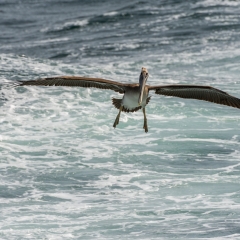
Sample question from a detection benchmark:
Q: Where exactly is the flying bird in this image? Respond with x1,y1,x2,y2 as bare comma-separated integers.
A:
12,67,240,132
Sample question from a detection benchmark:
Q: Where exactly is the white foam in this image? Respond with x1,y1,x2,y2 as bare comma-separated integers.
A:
1,46,240,239
103,11,118,16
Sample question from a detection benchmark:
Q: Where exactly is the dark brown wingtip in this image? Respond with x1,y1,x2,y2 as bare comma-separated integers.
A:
2,81,25,89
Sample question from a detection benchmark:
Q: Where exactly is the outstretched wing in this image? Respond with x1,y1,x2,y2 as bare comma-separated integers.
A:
148,85,240,109
14,76,127,93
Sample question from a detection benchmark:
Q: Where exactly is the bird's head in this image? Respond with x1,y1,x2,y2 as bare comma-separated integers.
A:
138,67,149,105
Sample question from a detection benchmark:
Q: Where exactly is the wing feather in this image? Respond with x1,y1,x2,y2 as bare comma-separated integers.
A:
15,76,126,93
149,85,240,109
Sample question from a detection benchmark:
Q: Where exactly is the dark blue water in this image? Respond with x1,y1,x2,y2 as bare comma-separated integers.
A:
1,1,240,239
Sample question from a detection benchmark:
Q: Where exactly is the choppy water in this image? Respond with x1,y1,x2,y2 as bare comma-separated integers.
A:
1,0,240,239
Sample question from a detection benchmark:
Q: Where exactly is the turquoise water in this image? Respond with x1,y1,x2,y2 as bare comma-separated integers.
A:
1,1,240,239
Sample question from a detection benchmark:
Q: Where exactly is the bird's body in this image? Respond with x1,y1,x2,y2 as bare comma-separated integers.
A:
11,67,240,132
122,85,149,111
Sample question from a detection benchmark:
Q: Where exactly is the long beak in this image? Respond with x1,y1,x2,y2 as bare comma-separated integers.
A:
138,72,148,105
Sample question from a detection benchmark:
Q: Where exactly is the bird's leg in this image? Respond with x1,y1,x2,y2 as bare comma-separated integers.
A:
142,107,148,133
113,106,123,128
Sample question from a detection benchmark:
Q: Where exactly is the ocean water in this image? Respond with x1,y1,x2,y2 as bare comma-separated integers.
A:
1,0,240,239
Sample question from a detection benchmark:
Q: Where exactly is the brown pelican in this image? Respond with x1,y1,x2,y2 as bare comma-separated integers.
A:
12,67,240,132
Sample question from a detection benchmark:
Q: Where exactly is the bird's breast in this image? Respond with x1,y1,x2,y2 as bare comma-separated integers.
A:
122,86,148,111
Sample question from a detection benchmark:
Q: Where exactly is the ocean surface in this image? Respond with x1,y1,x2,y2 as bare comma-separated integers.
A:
1,0,240,239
